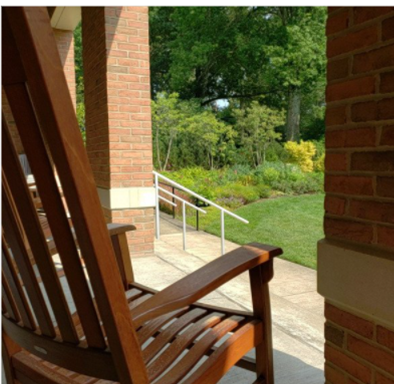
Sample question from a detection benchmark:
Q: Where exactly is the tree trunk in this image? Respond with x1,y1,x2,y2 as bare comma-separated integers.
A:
163,136,174,170
286,88,301,141
156,126,162,170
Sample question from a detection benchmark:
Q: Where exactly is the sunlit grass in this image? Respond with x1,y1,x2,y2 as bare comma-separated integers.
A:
185,194,324,269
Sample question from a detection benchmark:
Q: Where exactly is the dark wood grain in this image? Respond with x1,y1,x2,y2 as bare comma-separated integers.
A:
4,82,106,350
2,123,79,344
2,178,55,337
2,237,35,328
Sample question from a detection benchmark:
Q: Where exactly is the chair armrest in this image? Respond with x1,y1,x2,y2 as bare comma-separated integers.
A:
108,223,136,288
107,223,136,237
132,243,282,326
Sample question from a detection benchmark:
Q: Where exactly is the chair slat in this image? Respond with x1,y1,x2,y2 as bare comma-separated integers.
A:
142,308,208,363
147,312,226,381
155,316,244,384
137,307,189,345
4,83,106,349
2,236,36,329
2,180,55,337
2,274,20,322
2,122,79,344
5,8,147,382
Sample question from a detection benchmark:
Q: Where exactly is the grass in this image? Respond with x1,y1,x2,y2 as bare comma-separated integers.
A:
185,194,324,269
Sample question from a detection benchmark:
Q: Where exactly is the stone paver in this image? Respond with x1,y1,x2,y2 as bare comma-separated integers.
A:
131,214,325,383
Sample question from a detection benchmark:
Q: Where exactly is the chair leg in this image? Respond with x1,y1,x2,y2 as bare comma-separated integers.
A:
249,260,274,384
2,333,21,384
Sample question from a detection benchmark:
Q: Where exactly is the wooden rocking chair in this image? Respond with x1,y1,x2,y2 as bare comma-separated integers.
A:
2,7,282,384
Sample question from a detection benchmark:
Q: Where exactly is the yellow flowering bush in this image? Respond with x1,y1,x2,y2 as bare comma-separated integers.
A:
284,140,316,172
314,154,325,172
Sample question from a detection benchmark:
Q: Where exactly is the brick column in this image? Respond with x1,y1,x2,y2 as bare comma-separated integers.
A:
320,7,394,384
53,28,77,109
82,6,154,256
2,25,76,154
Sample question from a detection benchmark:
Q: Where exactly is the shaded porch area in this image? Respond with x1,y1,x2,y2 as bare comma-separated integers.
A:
132,215,324,383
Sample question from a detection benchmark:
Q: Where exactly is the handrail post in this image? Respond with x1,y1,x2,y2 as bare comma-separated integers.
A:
221,210,225,255
182,201,186,250
155,173,160,239
172,186,176,219
196,198,199,231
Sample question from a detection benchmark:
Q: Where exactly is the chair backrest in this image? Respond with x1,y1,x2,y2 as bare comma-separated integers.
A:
2,7,148,383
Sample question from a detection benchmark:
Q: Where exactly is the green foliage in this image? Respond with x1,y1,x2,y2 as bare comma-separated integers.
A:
76,103,86,143
152,93,236,170
314,154,325,172
149,7,327,140
215,184,260,205
74,22,85,140
233,101,284,167
164,160,323,210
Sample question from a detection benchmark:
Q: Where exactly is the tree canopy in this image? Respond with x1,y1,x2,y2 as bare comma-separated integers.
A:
149,7,327,141
74,7,327,170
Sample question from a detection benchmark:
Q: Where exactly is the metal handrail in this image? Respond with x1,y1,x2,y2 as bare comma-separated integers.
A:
153,171,249,255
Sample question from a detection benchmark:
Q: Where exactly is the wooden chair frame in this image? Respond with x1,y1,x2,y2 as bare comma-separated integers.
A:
2,7,282,384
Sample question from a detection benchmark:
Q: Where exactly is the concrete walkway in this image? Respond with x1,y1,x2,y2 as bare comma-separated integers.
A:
132,214,325,384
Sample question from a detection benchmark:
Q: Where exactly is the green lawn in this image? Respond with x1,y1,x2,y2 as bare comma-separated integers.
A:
190,194,324,269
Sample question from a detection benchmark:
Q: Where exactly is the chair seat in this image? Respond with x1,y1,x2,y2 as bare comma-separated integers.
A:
11,284,263,384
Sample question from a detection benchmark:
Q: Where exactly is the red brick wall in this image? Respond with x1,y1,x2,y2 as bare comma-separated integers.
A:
2,28,76,155
105,6,153,190
82,7,154,256
324,7,394,383
82,7,110,189
325,7,394,251
53,28,77,109
325,303,394,384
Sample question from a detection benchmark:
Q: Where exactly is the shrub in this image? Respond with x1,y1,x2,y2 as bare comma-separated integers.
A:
215,184,260,204
256,184,271,198
284,140,316,172
314,154,325,172
258,167,281,185
215,196,244,209
265,141,287,162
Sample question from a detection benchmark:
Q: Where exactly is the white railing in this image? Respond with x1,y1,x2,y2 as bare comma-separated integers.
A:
153,171,248,255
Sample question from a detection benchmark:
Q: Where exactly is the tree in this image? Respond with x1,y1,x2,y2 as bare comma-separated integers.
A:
246,7,326,141
186,112,236,169
152,92,187,170
234,102,284,167
152,92,236,170
149,7,327,141
149,7,273,104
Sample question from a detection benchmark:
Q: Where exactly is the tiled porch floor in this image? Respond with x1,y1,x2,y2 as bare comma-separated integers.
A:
131,214,325,383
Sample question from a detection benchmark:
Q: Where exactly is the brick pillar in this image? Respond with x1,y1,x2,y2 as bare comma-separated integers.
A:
320,7,394,384
53,28,77,109
2,26,76,154
82,6,154,257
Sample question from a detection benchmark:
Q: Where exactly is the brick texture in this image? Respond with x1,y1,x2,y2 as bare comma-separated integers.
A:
324,8,394,384
53,29,76,109
3,28,77,155
324,7,394,251
82,7,154,256
325,302,394,384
